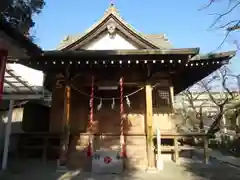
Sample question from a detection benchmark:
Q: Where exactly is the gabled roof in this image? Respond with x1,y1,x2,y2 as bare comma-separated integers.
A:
58,4,172,50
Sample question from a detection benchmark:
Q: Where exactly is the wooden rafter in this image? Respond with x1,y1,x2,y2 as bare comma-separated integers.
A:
5,68,35,92
4,80,20,92
2,64,48,101
4,75,21,78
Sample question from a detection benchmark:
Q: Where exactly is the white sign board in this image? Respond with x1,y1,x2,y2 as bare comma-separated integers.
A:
92,150,123,174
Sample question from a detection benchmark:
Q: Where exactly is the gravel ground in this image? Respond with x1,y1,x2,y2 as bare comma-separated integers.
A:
0,156,240,180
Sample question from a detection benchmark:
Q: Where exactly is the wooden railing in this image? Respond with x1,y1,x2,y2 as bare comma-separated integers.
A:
11,132,209,164
11,132,62,162
154,131,209,164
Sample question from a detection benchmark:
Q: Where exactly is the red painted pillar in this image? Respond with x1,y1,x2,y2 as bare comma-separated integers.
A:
0,50,7,102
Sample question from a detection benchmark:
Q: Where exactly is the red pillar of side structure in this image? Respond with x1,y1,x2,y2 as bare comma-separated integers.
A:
0,50,7,102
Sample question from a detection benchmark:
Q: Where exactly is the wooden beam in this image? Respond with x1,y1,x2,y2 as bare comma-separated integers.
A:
4,80,20,92
61,84,71,136
59,85,71,167
65,85,71,127
80,81,144,87
81,81,168,87
5,76,21,78
145,84,155,169
2,94,44,100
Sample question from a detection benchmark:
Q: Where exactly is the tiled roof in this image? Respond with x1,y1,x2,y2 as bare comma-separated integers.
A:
143,34,172,49
57,4,172,50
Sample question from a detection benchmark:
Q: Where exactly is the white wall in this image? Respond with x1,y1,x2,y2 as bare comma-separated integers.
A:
84,32,137,50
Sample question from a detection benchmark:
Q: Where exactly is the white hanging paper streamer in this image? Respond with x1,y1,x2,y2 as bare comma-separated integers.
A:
97,98,102,111
126,96,131,107
111,98,115,109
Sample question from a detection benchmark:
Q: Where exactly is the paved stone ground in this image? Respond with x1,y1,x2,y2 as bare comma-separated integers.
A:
1,156,240,180
194,147,240,168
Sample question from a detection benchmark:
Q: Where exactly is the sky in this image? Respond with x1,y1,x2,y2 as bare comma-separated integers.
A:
32,0,239,74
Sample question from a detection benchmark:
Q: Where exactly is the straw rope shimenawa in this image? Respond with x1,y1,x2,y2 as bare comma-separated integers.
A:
70,82,158,100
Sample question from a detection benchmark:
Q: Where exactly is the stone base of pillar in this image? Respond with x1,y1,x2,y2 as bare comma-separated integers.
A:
146,167,158,173
56,159,68,172
156,159,164,170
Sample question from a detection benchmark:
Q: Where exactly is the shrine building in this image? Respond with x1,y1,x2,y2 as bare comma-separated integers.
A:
0,4,236,171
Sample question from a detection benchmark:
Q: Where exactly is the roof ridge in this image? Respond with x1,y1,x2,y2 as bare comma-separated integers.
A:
57,5,170,50
57,5,121,50
104,3,119,16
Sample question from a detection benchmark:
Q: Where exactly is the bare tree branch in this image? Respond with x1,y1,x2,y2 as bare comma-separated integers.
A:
227,23,240,31
199,0,217,11
227,0,236,8
179,87,210,132
209,1,240,28
233,39,240,50
221,69,235,98
201,0,240,49
206,68,238,134
215,30,231,51
217,20,240,29
182,67,239,135
198,79,219,105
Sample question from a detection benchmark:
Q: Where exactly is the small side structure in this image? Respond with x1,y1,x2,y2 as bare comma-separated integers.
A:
0,15,49,170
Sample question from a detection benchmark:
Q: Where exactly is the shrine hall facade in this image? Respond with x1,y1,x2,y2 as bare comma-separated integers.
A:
1,5,236,171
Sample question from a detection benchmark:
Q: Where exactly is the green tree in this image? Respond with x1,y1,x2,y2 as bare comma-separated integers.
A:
0,0,45,34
